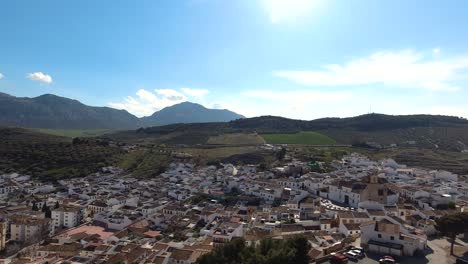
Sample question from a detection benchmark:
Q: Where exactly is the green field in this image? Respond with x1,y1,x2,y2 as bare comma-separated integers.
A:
261,131,337,145
206,133,266,145
35,129,115,138
183,146,258,160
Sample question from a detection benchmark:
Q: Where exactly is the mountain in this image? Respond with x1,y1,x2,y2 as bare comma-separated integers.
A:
0,92,245,129
141,101,245,126
0,93,140,129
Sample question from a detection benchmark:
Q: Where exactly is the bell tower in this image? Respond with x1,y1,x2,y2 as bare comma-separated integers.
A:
0,219,6,252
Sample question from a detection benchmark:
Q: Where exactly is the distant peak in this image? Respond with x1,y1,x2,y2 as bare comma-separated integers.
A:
0,92,12,97
172,101,205,107
36,93,61,98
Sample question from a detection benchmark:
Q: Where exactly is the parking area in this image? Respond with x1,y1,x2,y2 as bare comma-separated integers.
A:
320,238,456,264
320,198,357,212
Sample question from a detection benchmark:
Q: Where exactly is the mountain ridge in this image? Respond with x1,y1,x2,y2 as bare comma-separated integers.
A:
0,92,245,129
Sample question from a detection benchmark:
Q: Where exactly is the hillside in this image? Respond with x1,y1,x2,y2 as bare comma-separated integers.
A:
141,101,244,126
107,114,468,151
0,127,123,180
0,93,140,129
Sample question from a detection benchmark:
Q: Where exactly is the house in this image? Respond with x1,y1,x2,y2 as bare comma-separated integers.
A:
87,200,108,215
168,248,201,264
366,209,386,221
163,204,189,216
396,204,417,222
359,175,398,207
337,211,370,225
0,181,18,195
212,221,243,247
298,196,320,220
360,218,426,256
320,219,332,231
339,222,361,236
416,219,437,236
328,181,365,208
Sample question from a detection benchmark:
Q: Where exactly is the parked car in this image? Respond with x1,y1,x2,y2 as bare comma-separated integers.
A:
350,249,365,258
344,251,359,261
379,257,396,264
351,246,364,252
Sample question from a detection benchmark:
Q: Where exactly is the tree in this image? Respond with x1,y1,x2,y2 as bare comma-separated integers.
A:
285,236,310,264
55,201,60,209
32,202,38,211
435,212,468,255
196,236,310,264
42,203,51,218
276,148,287,161
447,201,456,209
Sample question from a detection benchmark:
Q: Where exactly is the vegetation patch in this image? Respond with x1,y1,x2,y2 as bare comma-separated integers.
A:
119,148,172,178
261,131,337,145
196,236,310,264
207,133,265,145
35,128,115,138
0,128,122,181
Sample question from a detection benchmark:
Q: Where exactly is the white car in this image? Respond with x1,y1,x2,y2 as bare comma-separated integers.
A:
351,246,364,252
344,251,359,261
350,249,364,258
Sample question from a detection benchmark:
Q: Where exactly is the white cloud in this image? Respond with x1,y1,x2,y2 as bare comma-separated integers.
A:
243,90,350,101
262,0,322,23
155,89,187,101
241,90,353,118
0,73,3,80
275,50,468,92
109,88,210,117
433,47,440,54
26,72,53,84
181,88,209,99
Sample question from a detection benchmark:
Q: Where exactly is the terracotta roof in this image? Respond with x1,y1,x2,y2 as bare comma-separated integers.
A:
367,209,385,216
144,230,161,238
153,256,168,264
308,248,322,259
153,242,169,251
170,249,194,261
59,225,114,240
343,223,361,230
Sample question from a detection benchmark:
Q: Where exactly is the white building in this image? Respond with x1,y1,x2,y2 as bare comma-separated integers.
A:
51,205,82,233
360,218,426,256
10,215,51,243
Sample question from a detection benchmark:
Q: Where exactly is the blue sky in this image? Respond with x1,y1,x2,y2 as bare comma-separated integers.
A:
1,0,468,119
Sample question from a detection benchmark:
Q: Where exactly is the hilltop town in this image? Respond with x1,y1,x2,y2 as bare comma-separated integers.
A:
0,149,467,264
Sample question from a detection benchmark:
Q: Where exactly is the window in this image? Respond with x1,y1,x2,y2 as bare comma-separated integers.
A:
378,189,384,196
390,236,394,240
378,234,382,238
